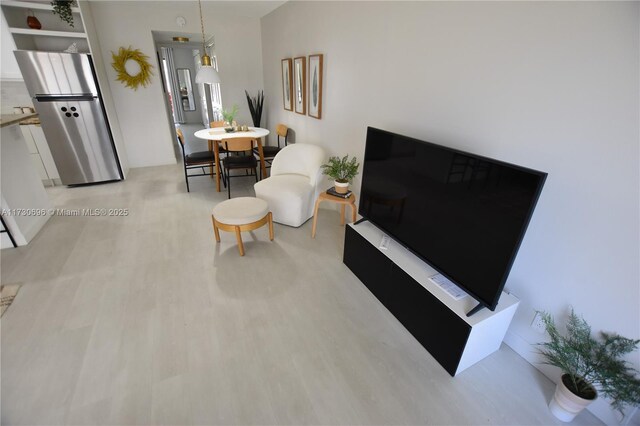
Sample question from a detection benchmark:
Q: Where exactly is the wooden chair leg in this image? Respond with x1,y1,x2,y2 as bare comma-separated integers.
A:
268,212,274,241
212,216,220,242
234,226,244,256
351,203,357,223
311,198,322,238
340,204,346,225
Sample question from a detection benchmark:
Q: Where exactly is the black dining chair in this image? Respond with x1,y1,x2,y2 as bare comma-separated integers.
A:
176,128,225,192
221,137,259,198
254,123,288,175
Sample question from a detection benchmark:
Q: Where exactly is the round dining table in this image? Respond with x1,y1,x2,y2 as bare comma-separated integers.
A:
194,127,270,192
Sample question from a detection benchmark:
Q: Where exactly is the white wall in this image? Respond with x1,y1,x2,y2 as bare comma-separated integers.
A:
88,1,265,168
261,2,639,423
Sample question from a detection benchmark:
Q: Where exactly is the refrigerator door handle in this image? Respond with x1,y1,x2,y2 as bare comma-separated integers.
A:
35,95,96,102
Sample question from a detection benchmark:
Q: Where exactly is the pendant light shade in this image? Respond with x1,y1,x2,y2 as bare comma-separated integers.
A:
195,66,220,84
195,0,220,85
196,55,220,84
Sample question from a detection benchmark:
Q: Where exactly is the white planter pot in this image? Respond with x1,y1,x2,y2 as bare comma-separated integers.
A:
334,180,349,194
549,375,597,422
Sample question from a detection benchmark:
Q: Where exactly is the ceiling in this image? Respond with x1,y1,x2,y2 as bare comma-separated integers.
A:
208,0,287,18
86,0,287,19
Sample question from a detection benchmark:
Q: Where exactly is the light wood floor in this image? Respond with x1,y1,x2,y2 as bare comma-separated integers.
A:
1,165,602,425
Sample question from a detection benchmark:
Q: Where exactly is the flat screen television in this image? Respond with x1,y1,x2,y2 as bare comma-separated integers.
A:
359,127,547,313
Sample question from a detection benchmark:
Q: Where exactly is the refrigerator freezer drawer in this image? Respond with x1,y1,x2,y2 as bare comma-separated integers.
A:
34,98,121,185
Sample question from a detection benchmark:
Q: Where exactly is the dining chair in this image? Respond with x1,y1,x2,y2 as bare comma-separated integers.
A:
221,137,259,199
255,124,288,174
208,121,228,157
176,128,225,192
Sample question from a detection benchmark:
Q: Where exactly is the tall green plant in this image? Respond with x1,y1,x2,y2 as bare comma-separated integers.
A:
537,309,640,414
321,155,360,183
51,0,75,27
245,90,264,127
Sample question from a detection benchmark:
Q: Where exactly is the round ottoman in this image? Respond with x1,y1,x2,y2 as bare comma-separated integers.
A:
211,197,274,256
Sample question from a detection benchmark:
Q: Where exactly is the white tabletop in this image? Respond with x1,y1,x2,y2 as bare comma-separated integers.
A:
194,127,269,141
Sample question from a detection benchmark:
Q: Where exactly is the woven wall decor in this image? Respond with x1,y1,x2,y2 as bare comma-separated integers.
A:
111,46,153,90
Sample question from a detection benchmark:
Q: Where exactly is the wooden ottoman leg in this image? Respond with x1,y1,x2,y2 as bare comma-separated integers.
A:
212,215,220,242
234,226,245,256
268,212,274,241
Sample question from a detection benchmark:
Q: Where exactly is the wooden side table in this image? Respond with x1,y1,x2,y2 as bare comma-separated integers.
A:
311,192,357,238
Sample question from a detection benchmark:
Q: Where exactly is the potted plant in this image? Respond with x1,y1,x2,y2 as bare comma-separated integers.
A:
537,309,640,422
245,90,264,127
221,105,239,131
321,155,360,194
51,0,75,27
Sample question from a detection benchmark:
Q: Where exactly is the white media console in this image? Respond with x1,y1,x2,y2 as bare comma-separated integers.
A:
343,221,520,376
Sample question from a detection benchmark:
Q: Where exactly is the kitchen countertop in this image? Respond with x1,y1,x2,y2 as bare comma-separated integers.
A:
19,117,40,125
0,113,38,129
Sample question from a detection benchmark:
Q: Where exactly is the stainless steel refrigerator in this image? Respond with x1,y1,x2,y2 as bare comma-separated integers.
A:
14,51,123,185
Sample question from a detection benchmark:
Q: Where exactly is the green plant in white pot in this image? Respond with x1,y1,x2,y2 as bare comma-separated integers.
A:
321,155,360,194
537,309,640,422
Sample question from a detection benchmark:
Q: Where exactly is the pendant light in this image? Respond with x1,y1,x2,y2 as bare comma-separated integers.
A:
195,0,221,84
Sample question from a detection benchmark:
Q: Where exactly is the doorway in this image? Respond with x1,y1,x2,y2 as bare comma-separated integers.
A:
153,32,222,125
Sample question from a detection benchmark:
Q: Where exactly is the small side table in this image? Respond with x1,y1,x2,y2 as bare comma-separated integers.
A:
311,192,357,238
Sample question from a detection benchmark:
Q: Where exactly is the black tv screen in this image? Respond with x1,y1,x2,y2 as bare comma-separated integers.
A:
359,127,547,311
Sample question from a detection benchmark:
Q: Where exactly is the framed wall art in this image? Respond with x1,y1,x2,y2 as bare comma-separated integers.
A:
308,54,323,119
281,58,293,111
293,56,306,115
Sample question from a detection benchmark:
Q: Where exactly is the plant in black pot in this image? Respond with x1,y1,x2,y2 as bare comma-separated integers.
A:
537,309,640,422
245,90,264,127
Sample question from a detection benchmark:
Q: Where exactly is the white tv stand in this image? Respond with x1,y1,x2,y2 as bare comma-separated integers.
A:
343,221,519,376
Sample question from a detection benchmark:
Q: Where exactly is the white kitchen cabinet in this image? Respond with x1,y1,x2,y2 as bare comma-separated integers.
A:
29,124,59,181
19,124,37,153
1,1,88,53
29,153,48,180
0,120,52,248
1,10,22,80
19,123,60,185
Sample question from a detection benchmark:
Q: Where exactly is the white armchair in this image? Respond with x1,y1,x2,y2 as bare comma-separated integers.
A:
254,143,326,227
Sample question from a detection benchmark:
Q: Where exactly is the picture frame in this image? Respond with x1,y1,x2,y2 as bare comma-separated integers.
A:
281,58,293,111
293,56,306,115
308,54,323,119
